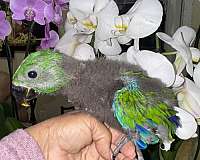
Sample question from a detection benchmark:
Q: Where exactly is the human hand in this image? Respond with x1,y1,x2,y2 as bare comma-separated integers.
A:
26,112,136,160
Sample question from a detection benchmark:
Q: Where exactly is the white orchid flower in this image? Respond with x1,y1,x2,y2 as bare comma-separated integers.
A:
95,0,163,55
95,0,163,42
68,0,120,56
126,46,175,87
176,78,200,123
55,29,95,60
68,0,111,34
156,26,196,77
96,0,163,40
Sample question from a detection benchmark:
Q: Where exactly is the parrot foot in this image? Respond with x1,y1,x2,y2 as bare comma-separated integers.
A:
111,133,144,160
112,135,129,160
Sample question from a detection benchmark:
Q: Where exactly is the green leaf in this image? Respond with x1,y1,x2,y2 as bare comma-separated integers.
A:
4,117,24,133
1,102,14,118
0,123,9,138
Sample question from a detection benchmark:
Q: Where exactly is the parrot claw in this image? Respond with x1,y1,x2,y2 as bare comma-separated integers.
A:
111,132,145,160
112,135,129,160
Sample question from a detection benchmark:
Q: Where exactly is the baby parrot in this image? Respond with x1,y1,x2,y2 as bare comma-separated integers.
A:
12,50,180,160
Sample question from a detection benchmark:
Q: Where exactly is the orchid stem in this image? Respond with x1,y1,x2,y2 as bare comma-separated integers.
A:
162,51,177,56
24,21,37,123
134,38,140,51
3,38,19,119
25,21,35,58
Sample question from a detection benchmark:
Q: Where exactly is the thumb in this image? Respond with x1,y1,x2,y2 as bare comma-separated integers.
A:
89,117,112,160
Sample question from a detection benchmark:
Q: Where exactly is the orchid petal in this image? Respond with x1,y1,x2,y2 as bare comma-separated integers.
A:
174,106,197,140
33,0,47,25
44,3,55,23
172,75,185,88
156,32,173,44
55,28,91,56
0,11,12,40
194,62,200,88
126,46,139,65
191,47,200,63
69,0,108,20
97,38,122,56
156,32,193,77
127,47,175,87
93,0,110,13
69,0,95,19
54,5,63,25
126,0,163,38
173,26,196,46
55,29,80,56
106,52,128,63
48,30,59,47
177,78,200,119
117,35,132,44
65,11,76,30
10,0,26,20
178,48,193,77
40,30,59,49
174,54,186,75
95,0,119,40
73,43,95,61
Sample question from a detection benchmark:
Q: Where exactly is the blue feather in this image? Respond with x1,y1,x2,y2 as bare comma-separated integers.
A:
136,139,147,149
135,124,159,146
168,115,180,127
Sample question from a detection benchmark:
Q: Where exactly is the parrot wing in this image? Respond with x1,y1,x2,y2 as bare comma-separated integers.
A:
112,83,179,149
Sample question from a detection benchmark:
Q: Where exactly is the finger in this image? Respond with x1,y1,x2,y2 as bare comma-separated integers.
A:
120,141,136,159
88,116,112,160
109,127,125,144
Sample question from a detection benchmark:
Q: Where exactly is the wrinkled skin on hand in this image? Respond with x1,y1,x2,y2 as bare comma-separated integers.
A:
26,113,136,160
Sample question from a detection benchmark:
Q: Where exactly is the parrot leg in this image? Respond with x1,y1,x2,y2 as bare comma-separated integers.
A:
112,132,144,160
112,135,129,160
129,132,144,160
130,139,144,160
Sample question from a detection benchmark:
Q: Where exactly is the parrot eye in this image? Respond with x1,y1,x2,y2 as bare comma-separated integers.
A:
28,70,37,79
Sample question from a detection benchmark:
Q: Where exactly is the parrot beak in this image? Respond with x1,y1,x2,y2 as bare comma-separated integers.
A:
12,85,39,108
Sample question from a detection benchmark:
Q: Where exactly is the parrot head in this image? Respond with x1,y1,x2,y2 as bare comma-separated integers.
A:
12,50,69,107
